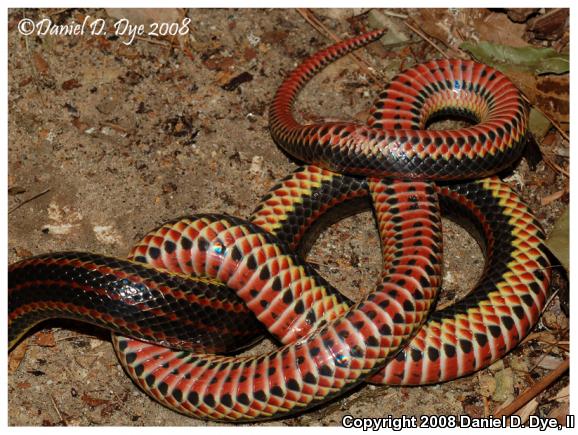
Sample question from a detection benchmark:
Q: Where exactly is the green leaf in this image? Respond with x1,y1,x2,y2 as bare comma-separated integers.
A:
460,41,569,75
546,208,569,271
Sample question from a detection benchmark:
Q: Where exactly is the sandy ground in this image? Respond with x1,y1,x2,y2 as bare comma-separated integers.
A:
8,8,568,426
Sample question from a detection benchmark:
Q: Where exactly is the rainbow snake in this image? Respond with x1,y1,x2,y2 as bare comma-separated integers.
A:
9,29,551,421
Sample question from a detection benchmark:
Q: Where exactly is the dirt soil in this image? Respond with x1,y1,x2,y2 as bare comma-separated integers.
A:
8,8,568,426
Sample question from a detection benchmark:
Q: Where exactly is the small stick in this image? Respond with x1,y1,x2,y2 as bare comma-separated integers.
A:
543,155,570,178
382,10,409,19
541,189,565,206
494,358,569,418
50,394,67,425
8,188,51,214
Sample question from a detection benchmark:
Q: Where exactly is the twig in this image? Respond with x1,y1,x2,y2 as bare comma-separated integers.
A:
100,121,131,134
8,188,51,214
50,394,67,425
494,358,569,417
296,9,384,84
403,21,448,58
382,10,408,19
521,331,569,350
541,189,565,206
544,156,569,177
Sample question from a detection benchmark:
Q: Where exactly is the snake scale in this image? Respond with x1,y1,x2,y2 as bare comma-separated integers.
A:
9,28,551,421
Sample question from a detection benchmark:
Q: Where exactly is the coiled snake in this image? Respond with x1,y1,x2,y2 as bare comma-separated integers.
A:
9,28,551,421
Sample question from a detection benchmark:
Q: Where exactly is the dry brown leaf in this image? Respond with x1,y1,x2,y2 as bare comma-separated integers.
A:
202,55,235,72
486,68,568,132
214,70,236,87
535,75,569,125
553,385,570,402
412,9,527,51
14,247,33,258
81,392,109,408
35,330,56,347
62,78,81,90
548,386,569,427
528,9,569,41
32,52,49,75
8,186,26,195
19,76,33,87
71,117,89,132
548,401,569,426
243,47,257,62
536,355,565,371
261,30,289,45
8,341,28,373
474,11,528,47
541,190,565,206
412,9,456,46
506,8,540,23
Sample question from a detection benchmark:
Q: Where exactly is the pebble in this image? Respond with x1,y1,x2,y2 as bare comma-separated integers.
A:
250,155,264,175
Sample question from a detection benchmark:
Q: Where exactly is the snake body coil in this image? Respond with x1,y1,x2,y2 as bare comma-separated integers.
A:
9,29,550,421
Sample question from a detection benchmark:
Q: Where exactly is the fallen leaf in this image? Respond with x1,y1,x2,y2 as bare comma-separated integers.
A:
261,30,289,45
553,385,570,402
473,11,529,47
541,190,565,206
243,47,257,62
411,9,527,51
460,41,569,75
35,330,56,347
62,79,81,90
412,9,459,47
548,401,569,426
528,108,552,140
81,392,109,408
8,342,28,373
546,208,569,271
19,76,33,87
536,355,564,370
478,373,496,398
528,9,569,41
71,117,89,132
505,8,540,23
8,186,26,195
214,70,236,87
32,52,49,75
14,247,33,258
202,54,235,71
492,367,514,403
535,75,569,125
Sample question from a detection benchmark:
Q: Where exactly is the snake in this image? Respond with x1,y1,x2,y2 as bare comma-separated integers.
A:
8,28,551,421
